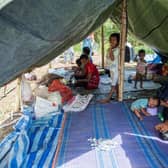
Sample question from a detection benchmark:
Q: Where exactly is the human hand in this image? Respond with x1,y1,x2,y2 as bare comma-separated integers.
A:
160,124,168,132
155,123,168,132
155,123,164,131
141,108,150,116
145,112,151,116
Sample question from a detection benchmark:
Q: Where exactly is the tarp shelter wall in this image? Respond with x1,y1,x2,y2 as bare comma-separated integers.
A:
110,0,168,57
0,0,116,86
0,0,168,86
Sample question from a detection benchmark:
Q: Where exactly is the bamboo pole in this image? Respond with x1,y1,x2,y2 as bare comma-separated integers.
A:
49,62,52,69
52,113,67,168
118,0,127,101
3,84,7,96
101,25,105,68
15,77,21,112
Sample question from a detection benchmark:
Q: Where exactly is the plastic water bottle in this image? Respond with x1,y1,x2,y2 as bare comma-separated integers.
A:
158,112,164,122
72,77,76,85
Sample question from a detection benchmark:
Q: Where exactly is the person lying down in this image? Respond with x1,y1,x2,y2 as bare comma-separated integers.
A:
131,96,159,120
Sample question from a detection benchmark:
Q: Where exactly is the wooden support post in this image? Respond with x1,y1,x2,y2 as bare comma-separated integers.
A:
49,62,52,69
118,0,127,101
52,113,67,167
3,84,7,96
15,77,21,112
101,25,105,68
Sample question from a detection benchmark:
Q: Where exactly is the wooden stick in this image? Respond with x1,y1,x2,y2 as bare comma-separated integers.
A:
118,0,127,101
49,62,52,69
15,77,21,112
52,113,67,168
101,25,105,68
3,84,7,96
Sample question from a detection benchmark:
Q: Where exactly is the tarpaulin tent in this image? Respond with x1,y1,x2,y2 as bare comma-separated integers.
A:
0,0,168,87
110,0,168,57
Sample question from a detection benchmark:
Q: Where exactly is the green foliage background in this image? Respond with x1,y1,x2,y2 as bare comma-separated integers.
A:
74,19,154,56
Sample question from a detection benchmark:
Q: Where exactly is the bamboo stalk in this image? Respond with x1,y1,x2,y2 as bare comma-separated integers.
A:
101,25,105,68
49,62,52,69
118,0,127,101
15,77,21,112
52,113,67,168
3,84,7,96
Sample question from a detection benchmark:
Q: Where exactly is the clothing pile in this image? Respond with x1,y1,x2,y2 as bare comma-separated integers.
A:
48,68,73,82
63,94,93,112
100,76,112,85
34,79,73,118
48,79,73,103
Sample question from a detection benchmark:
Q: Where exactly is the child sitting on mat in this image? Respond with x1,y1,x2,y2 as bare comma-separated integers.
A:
131,96,159,120
72,58,85,78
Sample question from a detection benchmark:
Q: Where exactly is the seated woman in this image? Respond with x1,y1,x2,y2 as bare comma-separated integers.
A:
75,54,99,89
155,100,168,140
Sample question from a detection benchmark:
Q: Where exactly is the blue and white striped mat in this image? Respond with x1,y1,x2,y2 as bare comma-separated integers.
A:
0,106,63,168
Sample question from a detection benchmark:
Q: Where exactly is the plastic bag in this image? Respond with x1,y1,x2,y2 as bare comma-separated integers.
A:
47,92,62,106
21,75,34,104
34,96,60,118
34,86,49,99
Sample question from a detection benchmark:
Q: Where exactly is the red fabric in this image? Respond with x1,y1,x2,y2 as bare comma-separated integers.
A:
85,62,99,89
48,80,73,103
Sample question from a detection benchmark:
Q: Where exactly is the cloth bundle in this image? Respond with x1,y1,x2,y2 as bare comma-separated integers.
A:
48,80,73,103
100,76,112,85
63,94,93,112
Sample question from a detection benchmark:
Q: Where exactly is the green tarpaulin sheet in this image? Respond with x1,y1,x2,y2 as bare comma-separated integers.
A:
0,0,168,86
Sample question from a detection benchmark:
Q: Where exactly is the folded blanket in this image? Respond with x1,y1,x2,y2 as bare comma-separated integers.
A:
63,94,93,112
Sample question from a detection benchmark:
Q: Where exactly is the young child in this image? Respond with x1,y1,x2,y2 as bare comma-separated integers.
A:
131,96,159,120
75,54,99,89
72,58,85,79
134,49,147,89
99,33,120,103
82,46,92,62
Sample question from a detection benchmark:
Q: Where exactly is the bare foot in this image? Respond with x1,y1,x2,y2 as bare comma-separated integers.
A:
98,98,110,104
